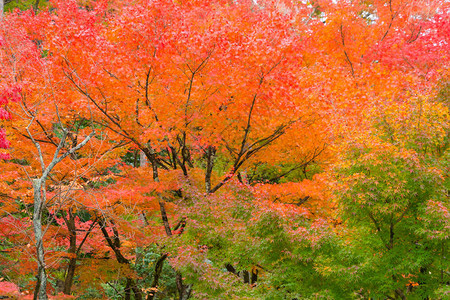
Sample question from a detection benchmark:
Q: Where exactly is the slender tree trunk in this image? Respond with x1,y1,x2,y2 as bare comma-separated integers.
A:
27,116,95,300
176,273,192,300
32,179,48,300
144,145,193,299
63,210,76,294
140,150,148,167
0,0,4,18
33,0,40,12
124,278,132,300
62,211,96,295
146,253,168,300
63,258,76,294
99,220,143,300
251,268,258,285
395,288,406,300
205,146,215,193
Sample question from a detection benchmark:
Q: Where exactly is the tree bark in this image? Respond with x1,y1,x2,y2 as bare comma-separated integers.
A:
33,0,40,12
62,212,95,295
146,253,168,300
32,179,48,300
205,146,216,193
99,220,143,300
62,210,76,295
63,257,77,295
25,88,95,300
140,150,148,167
176,273,192,300
124,278,132,300
143,143,193,299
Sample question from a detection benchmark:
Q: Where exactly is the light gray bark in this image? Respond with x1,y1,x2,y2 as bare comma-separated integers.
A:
140,150,148,167
32,178,48,300
28,122,95,299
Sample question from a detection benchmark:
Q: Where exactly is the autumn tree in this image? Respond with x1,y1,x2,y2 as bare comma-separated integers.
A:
0,0,448,299
0,9,120,298
15,0,328,297
331,10,449,294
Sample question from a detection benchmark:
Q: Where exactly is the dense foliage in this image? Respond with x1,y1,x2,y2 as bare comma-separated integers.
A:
0,0,448,299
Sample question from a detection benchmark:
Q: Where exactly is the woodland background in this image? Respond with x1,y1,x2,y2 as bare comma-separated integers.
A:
0,0,448,299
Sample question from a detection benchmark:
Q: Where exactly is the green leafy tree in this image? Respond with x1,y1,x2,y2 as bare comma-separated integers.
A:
334,93,449,299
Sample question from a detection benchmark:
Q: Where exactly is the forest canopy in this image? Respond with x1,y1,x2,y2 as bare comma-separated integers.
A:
0,0,448,299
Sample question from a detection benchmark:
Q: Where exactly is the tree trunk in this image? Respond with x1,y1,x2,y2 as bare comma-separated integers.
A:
124,278,132,300
99,220,143,300
63,258,76,295
205,146,216,193
146,253,168,300
62,211,96,295
27,117,94,300
63,210,77,295
32,179,48,300
176,273,192,300
33,0,40,12
144,144,192,299
140,150,148,167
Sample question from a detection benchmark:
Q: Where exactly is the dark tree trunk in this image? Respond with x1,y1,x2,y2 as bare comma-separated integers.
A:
63,209,76,294
176,273,192,300
33,0,40,12
205,146,216,193
99,220,143,300
124,278,132,300
146,253,168,300
63,258,77,294
251,268,258,285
